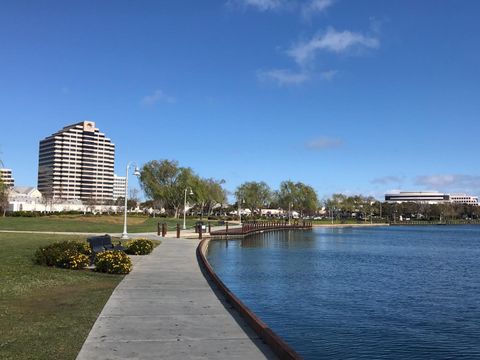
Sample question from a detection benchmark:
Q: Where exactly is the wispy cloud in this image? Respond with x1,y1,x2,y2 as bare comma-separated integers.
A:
305,136,343,150
301,0,334,20
258,68,310,85
228,0,286,11
288,27,380,66
141,89,176,106
414,174,480,192
371,176,405,185
320,69,338,80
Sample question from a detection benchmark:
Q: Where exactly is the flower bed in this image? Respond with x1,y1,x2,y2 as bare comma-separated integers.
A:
94,250,132,274
34,240,91,269
125,238,154,255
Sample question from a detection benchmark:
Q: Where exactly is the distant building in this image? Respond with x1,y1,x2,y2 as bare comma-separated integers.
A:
385,192,450,204
37,121,115,203
7,186,123,213
0,168,14,188
450,194,479,206
385,191,478,205
113,174,127,201
8,186,43,212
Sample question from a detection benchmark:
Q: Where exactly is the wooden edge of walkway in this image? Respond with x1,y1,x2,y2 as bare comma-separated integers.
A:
196,238,303,360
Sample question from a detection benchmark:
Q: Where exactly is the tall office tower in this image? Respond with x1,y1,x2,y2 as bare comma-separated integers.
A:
0,168,15,187
113,174,127,201
37,121,115,203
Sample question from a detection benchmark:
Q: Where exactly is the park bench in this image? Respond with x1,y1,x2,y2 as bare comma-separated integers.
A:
87,234,125,263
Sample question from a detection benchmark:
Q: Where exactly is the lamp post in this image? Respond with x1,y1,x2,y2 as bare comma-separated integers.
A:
183,187,193,230
121,162,141,239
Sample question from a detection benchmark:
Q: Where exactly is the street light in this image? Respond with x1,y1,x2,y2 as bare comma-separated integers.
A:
121,161,141,239
183,187,194,230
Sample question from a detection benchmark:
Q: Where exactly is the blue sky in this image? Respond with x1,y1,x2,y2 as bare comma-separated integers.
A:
1,0,479,200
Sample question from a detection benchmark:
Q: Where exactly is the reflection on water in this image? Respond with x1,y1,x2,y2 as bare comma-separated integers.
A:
239,230,317,249
207,226,480,360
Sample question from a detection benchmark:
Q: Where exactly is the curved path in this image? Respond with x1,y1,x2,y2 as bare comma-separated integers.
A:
76,237,276,360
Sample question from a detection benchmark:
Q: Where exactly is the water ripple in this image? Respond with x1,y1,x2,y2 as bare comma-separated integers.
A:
207,226,480,359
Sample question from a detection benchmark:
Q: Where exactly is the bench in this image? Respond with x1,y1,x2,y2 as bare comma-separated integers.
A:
87,234,125,263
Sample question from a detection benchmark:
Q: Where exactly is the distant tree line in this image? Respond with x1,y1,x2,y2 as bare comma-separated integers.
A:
138,159,320,219
139,160,228,218
322,193,480,222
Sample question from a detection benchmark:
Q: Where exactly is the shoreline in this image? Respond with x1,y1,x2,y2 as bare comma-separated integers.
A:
312,223,389,228
198,238,302,360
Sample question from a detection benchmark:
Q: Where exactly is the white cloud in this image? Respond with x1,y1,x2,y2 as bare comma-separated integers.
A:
141,90,176,106
320,69,338,80
414,174,480,193
371,176,404,185
305,136,343,150
258,68,310,85
301,0,334,19
228,0,285,11
288,27,380,65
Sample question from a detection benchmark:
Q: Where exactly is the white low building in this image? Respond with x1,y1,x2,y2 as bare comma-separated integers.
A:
7,186,123,213
8,187,43,212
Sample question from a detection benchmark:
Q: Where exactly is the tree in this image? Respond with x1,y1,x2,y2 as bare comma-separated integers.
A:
324,193,347,221
192,177,227,219
129,188,140,209
277,181,319,217
235,181,272,218
296,183,319,216
0,176,8,217
204,179,227,216
277,181,296,211
139,160,197,218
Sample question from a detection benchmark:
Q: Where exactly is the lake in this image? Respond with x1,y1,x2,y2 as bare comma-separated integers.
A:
206,226,480,359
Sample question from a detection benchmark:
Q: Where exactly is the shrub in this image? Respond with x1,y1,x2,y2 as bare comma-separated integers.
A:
34,240,91,269
94,250,132,274
125,238,154,255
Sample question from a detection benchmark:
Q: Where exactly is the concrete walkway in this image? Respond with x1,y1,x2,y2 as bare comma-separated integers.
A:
76,237,276,360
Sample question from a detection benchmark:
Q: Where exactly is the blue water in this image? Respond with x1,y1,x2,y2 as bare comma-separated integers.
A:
206,226,480,359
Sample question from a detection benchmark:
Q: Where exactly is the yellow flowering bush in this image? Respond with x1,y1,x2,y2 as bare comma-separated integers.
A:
58,250,90,269
94,250,132,274
34,240,90,270
125,238,154,255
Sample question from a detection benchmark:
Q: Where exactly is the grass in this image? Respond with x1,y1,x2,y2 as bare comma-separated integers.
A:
0,215,202,233
0,233,123,360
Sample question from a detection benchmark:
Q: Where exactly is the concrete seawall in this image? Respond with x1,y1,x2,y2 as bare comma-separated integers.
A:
198,238,302,360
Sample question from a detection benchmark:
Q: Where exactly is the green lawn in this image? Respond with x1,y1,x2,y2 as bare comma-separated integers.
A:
0,215,201,233
0,233,123,360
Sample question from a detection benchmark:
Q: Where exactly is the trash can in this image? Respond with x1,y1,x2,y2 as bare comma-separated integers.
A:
195,221,206,233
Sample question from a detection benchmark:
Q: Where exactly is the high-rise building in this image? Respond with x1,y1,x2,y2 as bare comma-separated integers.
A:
0,168,14,188
37,121,115,202
113,174,127,201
